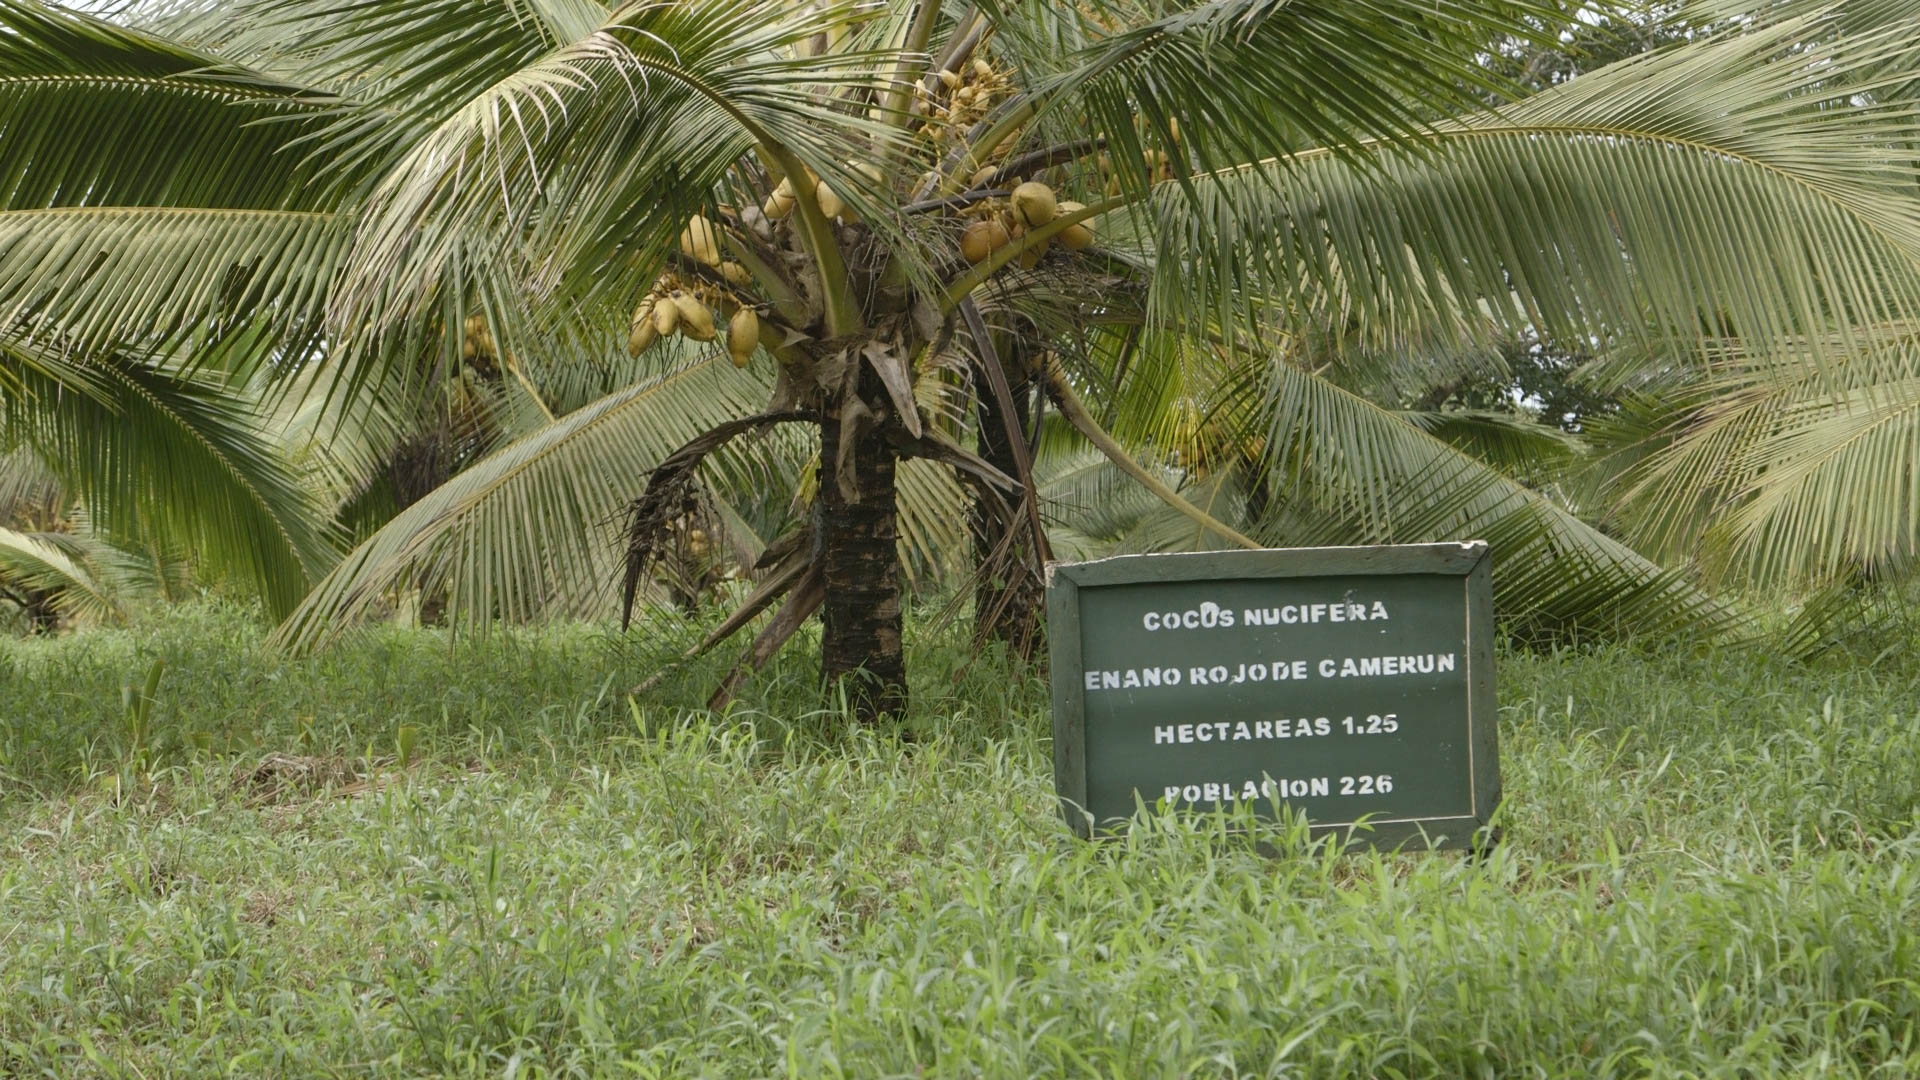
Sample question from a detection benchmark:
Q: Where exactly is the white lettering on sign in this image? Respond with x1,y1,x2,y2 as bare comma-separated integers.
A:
1240,601,1389,626
1151,717,1331,744
1141,601,1236,632
1337,653,1454,678
1082,654,1454,693
1161,776,1334,803
1084,667,1182,691
1144,599,1391,631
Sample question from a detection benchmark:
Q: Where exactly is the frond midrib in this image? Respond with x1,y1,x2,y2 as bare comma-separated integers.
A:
0,72,333,105
0,207,341,221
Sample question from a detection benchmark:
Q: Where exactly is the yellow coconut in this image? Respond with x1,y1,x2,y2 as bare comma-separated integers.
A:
1056,200,1095,251
762,178,797,221
960,218,1011,264
814,179,846,221
719,261,753,288
972,58,992,81
679,216,722,266
627,319,659,357
672,292,716,341
726,308,760,368
1010,181,1057,229
652,297,680,336
936,69,960,90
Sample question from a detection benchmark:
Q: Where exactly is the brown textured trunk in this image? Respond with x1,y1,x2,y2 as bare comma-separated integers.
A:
971,371,1042,660
817,375,908,721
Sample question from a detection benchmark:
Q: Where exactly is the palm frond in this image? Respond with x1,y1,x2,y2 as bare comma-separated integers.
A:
1607,343,1920,588
0,208,346,359
219,0,611,97
0,444,62,520
1400,408,1585,479
1036,443,1230,559
893,454,972,587
1146,17,1920,367
326,0,901,360
274,354,771,651
0,0,341,212
1036,0,1540,194
1772,571,1915,662
0,526,133,626
1240,359,1738,641
1,339,336,615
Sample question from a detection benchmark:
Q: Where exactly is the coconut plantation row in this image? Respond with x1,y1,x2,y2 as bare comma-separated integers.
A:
5,0,1920,1075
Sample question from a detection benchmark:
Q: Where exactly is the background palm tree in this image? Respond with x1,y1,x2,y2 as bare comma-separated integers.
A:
4,0,1918,716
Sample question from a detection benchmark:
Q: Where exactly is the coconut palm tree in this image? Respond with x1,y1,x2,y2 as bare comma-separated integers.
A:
5,0,1918,716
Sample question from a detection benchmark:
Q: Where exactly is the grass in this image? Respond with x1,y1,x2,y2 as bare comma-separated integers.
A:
3,602,1920,1076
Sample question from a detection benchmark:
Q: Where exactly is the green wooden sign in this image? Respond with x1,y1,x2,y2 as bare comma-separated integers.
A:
1046,542,1499,849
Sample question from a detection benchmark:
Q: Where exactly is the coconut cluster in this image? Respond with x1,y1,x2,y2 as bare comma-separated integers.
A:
678,215,756,289
616,49,1128,357
957,179,1095,269
460,313,495,360
629,273,763,369
760,162,882,227
625,214,773,368
911,57,1011,145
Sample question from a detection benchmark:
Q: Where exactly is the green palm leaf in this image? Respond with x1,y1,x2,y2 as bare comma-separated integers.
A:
1034,0,1539,187
0,525,134,626
1600,330,1920,588
274,354,771,651
1238,359,1738,640
0,207,346,358
0,2,349,360
1401,408,1584,480
1,339,335,616
1145,17,1920,366
328,0,899,357
0,0,341,212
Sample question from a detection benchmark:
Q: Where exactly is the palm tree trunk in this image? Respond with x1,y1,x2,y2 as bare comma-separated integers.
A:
817,375,908,721
971,372,1042,659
